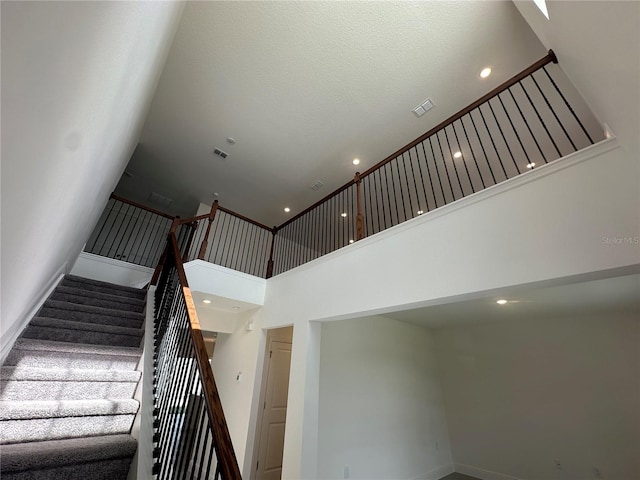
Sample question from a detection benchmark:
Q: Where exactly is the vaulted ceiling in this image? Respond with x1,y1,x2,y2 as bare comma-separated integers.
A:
116,1,547,226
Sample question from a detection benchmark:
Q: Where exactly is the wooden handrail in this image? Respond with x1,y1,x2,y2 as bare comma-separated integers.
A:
277,50,557,229
179,206,273,232
110,193,174,219
218,205,273,232
359,49,557,179
168,233,242,480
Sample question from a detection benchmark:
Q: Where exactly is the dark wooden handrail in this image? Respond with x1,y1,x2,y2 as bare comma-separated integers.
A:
278,50,557,229
179,206,273,232
168,232,242,480
110,193,174,219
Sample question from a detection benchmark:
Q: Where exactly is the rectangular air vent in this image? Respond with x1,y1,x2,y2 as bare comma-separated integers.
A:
149,192,173,207
413,98,434,118
310,180,325,191
213,148,229,159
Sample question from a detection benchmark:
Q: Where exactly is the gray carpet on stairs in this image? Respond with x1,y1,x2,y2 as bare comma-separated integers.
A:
0,274,146,479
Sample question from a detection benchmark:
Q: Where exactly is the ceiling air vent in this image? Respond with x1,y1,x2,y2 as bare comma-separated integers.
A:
149,192,173,207
413,98,434,118
213,148,229,159
310,180,325,191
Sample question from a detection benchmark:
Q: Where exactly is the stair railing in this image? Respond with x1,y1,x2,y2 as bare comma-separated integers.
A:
84,193,176,268
143,52,603,281
151,231,242,480
269,49,602,275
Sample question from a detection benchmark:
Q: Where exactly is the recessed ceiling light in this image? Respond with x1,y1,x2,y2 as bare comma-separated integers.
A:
527,163,536,169
480,67,492,78
349,239,354,244
284,207,290,213
352,158,360,166
417,210,424,215
496,299,508,305
202,299,212,304
341,212,347,218
453,151,462,159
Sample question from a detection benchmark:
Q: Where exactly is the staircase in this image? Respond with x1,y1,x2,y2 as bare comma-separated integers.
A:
0,275,145,479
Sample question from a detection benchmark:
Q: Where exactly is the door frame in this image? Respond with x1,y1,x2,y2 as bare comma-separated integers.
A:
251,326,293,480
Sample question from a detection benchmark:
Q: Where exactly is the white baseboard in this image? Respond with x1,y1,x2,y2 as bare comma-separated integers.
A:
0,263,66,363
455,463,526,480
413,463,455,480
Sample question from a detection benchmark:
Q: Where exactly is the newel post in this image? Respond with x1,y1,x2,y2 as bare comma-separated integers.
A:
354,172,365,241
266,228,277,279
151,217,181,286
182,221,198,263
198,200,218,260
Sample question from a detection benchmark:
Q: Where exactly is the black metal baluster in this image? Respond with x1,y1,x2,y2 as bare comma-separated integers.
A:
468,110,498,184
508,88,547,164
450,123,475,193
477,104,509,180
487,99,521,176
459,116,486,189
420,141,437,210
519,79,561,159
435,131,457,202
103,201,126,258
195,427,212,479
442,127,465,197
401,152,415,217
530,72,577,151
87,198,114,252
543,66,594,144
497,93,531,171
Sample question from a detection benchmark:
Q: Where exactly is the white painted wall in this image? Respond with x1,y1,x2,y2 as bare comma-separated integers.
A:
317,316,453,480
262,140,639,330
210,309,267,477
260,139,639,479
514,0,640,161
0,1,184,352
184,260,266,306
433,311,640,480
71,252,154,288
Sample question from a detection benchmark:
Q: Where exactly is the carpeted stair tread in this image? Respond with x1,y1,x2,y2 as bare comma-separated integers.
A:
0,434,137,474
1,366,140,382
41,299,144,328
0,399,139,444
3,339,141,370
0,366,140,401
53,284,145,310
28,317,142,337
62,275,146,300
8,338,142,357
0,399,140,420
21,326,142,348
1,274,143,476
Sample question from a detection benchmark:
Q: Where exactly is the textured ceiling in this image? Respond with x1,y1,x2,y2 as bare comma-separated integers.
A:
117,1,547,225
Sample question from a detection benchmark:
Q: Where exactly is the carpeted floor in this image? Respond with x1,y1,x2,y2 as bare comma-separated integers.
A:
0,275,145,479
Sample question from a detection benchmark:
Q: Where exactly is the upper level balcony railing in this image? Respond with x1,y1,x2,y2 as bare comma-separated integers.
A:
86,50,604,280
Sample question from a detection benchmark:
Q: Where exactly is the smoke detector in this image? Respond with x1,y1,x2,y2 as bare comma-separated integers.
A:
213,148,229,159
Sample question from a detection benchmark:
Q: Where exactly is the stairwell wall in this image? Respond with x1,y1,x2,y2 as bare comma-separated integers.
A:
0,1,184,356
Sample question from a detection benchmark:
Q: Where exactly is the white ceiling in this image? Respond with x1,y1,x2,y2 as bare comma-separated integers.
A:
117,0,548,224
383,273,640,330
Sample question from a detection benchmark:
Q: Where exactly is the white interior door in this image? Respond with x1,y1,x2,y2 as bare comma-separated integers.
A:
256,339,292,480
